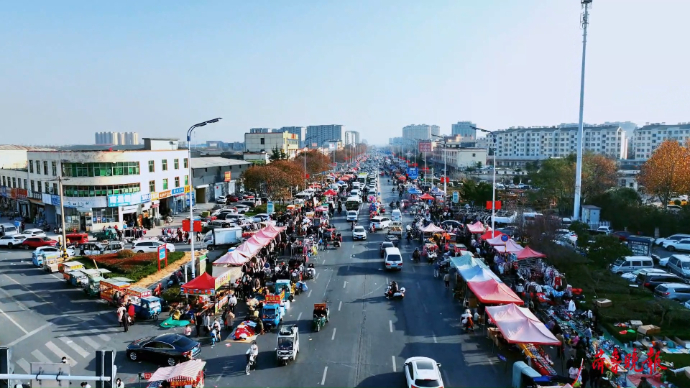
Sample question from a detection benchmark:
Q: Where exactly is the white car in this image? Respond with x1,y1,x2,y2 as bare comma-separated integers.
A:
665,238,690,252
22,228,47,238
216,196,227,204
132,240,176,253
0,234,27,249
353,226,367,241
661,234,690,249
555,229,578,244
371,216,391,230
346,210,358,222
33,246,76,259
621,268,667,282
253,213,270,222
404,357,444,388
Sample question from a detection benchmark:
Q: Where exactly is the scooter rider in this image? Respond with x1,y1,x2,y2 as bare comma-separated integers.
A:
351,221,357,231
387,281,399,298
246,341,259,374
412,248,421,262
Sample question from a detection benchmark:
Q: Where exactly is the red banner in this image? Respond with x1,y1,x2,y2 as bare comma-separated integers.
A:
182,219,202,232
486,201,502,210
265,294,281,304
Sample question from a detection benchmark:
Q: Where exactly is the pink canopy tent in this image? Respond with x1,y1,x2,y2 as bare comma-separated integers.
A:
213,250,249,266
485,304,560,345
467,221,487,234
516,247,547,260
480,230,503,240
263,224,285,235
493,240,523,253
234,240,261,258
486,235,509,246
255,229,278,240
247,234,271,247
467,279,524,305
420,224,444,233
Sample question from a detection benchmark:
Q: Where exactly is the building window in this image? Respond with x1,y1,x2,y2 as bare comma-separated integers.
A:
1,177,5,186
148,160,155,173
184,158,188,168
149,180,155,193
53,183,58,194
24,179,27,190
162,159,168,171
260,138,265,145
43,161,48,175
37,181,42,193
52,162,57,176
174,159,179,169
29,160,34,173
36,161,41,174
63,183,141,197
12,178,16,188
31,180,34,192
62,162,141,177
92,207,119,224
185,175,189,186
162,179,169,190
175,177,180,188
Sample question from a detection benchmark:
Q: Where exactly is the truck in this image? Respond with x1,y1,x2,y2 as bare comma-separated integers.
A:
387,221,404,239
204,227,243,250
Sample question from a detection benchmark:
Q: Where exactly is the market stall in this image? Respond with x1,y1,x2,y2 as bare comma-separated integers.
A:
147,359,206,388
467,221,487,234
494,240,524,254
516,247,547,260
181,272,232,315
213,250,250,266
466,279,524,305
480,230,504,240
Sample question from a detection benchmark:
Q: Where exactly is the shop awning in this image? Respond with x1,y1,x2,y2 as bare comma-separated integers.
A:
458,266,502,283
181,273,217,295
480,230,503,240
485,304,560,345
516,247,547,260
420,224,444,233
467,279,524,305
213,250,249,266
493,240,523,253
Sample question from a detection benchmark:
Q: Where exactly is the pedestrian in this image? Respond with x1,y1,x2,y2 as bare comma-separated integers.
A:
203,312,211,334
443,273,450,289
116,305,125,327
115,378,125,388
122,310,129,332
195,311,203,337
581,366,590,388
61,357,68,364
81,382,92,388
184,324,192,337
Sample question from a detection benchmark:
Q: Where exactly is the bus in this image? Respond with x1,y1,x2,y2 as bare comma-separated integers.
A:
357,173,368,185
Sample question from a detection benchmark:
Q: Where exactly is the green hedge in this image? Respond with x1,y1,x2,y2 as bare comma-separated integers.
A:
75,251,186,282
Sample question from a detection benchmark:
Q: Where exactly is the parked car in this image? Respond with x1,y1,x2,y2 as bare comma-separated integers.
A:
665,238,690,252
555,229,578,244
0,234,27,248
216,196,227,204
253,213,270,222
228,203,249,213
22,228,47,238
33,246,76,259
654,283,690,302
132,240,176,254
225,195,240,202
404,357,444,388
21,237,57,250
596,226,612,235
126,334,200,366
621,268,667,282
352,226,367,241
612,231,631,241
656,234,690,247
635,272,686,291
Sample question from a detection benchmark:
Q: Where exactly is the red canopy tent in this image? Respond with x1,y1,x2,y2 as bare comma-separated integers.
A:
181,273,217,295
516,247,547,260
480,230,503,240
467,279,524,305
419,193,434,200
485,304,560,345
323,189,337,196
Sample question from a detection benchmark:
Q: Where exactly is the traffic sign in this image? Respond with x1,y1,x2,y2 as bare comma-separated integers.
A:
267,201,275,214
501,234,510,242
452,191,459,203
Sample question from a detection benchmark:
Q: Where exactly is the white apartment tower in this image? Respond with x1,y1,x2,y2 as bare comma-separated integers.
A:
95,132,140,145
632,123,690,160
344,131,360,146
402,124,440,141
451,121,477,139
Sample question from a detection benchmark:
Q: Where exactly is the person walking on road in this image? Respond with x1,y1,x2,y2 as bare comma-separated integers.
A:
117,305,126,327
195,311,203,337
122,308,129,332
443,273,450,289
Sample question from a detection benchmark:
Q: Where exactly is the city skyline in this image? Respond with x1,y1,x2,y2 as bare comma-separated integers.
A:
2,1,689,146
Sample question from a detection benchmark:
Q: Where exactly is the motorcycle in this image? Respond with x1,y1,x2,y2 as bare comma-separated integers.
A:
384,285,406,299
304,264,316,280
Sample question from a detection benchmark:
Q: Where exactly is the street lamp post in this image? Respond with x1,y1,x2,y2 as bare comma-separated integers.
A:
574,0,593,221
187,118,221,280
58,176,68,259
471,126,497,232
431,135,448,194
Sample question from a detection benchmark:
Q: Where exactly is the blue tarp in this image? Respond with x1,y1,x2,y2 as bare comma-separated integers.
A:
408,188,422,194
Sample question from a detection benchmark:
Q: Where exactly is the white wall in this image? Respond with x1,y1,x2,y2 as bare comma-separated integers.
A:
0,150,28,169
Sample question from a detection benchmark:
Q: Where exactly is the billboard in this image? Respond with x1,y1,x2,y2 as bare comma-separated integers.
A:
419,142,433,153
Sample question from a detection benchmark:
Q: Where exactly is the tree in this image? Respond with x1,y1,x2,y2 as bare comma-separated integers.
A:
587,235,632,268
294,150,331,178
569,221,592,248
458,180,493,206
242,160,304,200
269,146,288,162
638,140,690,206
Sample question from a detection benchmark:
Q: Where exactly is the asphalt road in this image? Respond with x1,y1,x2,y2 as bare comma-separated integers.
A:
0,177,510,387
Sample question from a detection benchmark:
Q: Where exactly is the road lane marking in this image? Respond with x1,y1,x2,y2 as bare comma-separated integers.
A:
87,328,110,342
331,328,337,340
297,312,302,322
316,273,320,280
6,322,52,346
423,304,428,313
389,320,393,333
343,281,347,288
31,350,51,363
0,287,28,311
323,259,326,265
338,301,342,311
416,281,421,289
308,290,313,298
433,333,438,343
321,366,328,385
79,335,101,350
45,342,77,366
0,307,28,334
411,264,416,273
16,358,30,373
392,356,397,371
58,336,89,358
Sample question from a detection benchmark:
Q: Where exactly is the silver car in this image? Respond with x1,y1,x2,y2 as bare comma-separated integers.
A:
655,283,690,302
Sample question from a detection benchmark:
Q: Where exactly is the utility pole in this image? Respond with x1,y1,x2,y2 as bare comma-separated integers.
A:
573,0,592,221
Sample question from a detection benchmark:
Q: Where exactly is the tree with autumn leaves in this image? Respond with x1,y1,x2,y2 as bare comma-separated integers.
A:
293,150,332,178
638,140,690,206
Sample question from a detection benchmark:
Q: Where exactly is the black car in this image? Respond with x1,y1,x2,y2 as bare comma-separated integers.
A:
635,273,685,291
127,334,200,366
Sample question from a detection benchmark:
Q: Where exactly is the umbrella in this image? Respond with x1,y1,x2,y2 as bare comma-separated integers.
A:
323,189,337,196
419,193,434,200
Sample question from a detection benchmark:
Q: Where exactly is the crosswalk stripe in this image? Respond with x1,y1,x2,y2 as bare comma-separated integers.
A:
79,335,101,350
87,328,111,342
16,358,30,373
31,349,52,363
45,341,77,366
58,336,90,358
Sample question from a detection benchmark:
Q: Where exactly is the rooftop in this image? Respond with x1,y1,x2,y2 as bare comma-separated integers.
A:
190,157,250,168
0,145,55,151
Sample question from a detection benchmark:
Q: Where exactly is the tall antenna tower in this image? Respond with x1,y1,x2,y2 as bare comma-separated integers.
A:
573,0,592,221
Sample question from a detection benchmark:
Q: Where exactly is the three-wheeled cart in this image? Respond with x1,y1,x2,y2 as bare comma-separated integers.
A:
146,359,206,388
59,261,84,274
312,303,329,332
100,279,131,306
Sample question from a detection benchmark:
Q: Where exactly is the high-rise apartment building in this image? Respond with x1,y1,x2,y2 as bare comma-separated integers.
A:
632,123,690,160
490,125,627,160
95,132,140,145
402,124,440,141
249,128,271,134
305,125,344,148
344,131,360,146
451,121,477,139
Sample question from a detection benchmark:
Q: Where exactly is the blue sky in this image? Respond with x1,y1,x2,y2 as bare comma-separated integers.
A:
2,1,688,145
